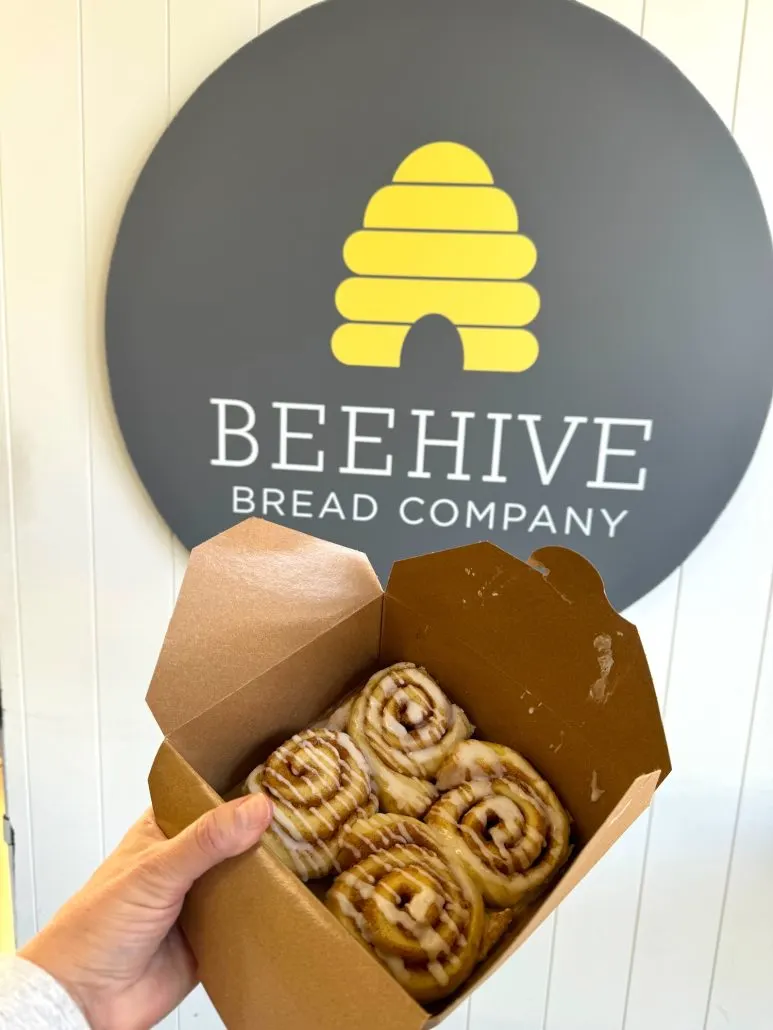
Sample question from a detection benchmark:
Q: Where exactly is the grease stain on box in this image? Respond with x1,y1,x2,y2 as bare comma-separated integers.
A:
588,633,615,704
548,730,566,755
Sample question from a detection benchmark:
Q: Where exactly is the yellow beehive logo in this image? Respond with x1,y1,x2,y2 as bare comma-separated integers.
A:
331,141,540,373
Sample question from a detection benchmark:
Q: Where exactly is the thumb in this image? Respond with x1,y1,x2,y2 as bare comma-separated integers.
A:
151,793,273,895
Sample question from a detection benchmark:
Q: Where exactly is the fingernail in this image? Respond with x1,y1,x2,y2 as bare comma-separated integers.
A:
233,792,273,832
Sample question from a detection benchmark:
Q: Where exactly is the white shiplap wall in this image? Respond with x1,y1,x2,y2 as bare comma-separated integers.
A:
1,2,771,1028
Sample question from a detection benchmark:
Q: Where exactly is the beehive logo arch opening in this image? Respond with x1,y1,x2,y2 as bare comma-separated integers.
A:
332,142,540,373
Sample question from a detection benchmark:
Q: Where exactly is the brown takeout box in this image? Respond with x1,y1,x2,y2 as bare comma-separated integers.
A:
147,518,670,1030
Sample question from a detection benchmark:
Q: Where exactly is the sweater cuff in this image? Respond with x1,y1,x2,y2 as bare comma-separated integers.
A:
0,954,90,1029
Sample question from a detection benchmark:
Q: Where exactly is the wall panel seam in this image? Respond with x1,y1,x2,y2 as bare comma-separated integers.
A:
697,5,759,1024
0,133,39,935
541,914,560,1029
701,568,773,1029
163,7,181,1023
76,0,107,864
730,0,751,127
166,0,172,122
621,2,756,1021
620,564,684,1028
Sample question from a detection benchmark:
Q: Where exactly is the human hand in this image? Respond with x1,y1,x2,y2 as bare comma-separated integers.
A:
20,794,273,1030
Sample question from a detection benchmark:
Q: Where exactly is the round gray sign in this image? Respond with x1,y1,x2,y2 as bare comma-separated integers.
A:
107,0,773,608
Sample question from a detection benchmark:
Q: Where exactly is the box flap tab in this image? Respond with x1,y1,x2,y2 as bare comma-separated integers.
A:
147,519,382,736
386,542,670,787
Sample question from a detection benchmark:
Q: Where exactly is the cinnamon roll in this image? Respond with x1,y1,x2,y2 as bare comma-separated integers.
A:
478,908,515,962
244,729,377,880
347,663,473,818
327,813,484,1003
426,740,571,909
311,693,356,733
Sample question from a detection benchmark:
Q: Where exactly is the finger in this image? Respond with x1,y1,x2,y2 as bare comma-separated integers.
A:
149,794,273,895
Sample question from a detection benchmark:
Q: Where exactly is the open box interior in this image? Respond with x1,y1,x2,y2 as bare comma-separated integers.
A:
147,519,670,1029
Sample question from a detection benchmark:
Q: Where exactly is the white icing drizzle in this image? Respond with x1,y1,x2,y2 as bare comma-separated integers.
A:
490,824,514,864
371,892,448,959
248,729,373,879
428,961,450,987
331,825,474,988
428,741,571,910
382,954,408,979
436,739,506,789
405,699,427,726
407,885,436,923
383,712,409,740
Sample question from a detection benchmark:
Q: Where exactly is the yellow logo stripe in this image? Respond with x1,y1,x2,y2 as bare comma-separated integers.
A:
343,229,537,280
335,276,541,327
331,323,407,366
364,184,519,232
331,322,539,372
458,327,539,371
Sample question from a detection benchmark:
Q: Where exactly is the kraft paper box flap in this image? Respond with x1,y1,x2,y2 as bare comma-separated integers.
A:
147,519,669,1028
385,540,671,796
170,597,383,790
147,518,382,735
150,741,426,1030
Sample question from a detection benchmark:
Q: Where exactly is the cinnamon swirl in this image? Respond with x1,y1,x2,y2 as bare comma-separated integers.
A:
327,813,484,1003
244,729,377,880
427,740,571,909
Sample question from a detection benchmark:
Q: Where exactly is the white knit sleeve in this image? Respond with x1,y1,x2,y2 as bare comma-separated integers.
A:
0,955,90,1029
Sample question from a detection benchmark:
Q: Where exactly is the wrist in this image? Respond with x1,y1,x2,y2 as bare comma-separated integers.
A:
20,936,94,1028
11,948,93,1029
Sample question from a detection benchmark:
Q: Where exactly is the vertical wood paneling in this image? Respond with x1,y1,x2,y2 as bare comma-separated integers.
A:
0,0,101,929
80,0,173,858
441,1004,471,1030
641,0,747,125
0,2,772,1029
0,125,36,948
622,3,773,1023
704,3,773,1026
79,3,177,1024
705,598,773,1030
470,917,555,1030
167,10,259,1025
